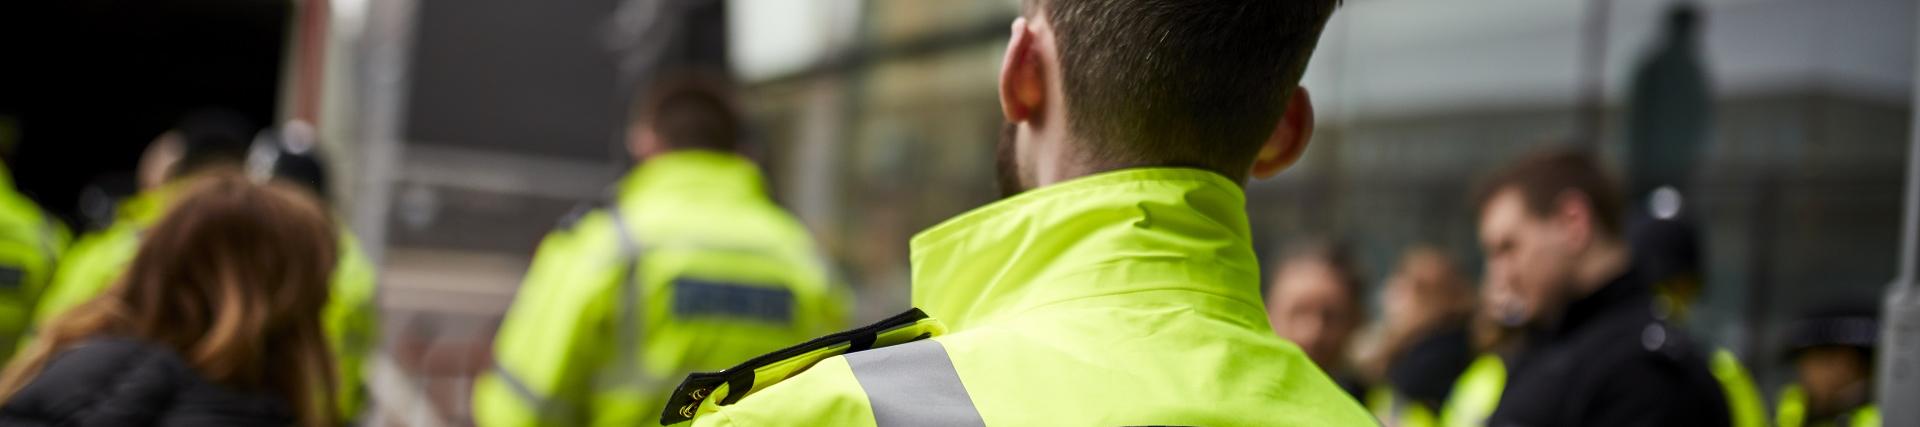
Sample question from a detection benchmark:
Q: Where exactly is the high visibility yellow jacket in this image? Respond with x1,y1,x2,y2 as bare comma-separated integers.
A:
1441,354,1506,427
1776,383,1881,427
26,184,381,419
1439,349,1766,427
0,163,68,362
1712,348,1769,427
665,168,1376,426
472,150,848,427
1369,385,1438,427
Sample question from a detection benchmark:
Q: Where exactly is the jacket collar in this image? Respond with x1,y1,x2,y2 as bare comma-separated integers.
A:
908,167,1267,331
619,150,767,205
1549,266,1650,339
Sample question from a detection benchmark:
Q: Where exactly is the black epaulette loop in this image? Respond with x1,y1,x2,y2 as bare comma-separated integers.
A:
659,308,942,425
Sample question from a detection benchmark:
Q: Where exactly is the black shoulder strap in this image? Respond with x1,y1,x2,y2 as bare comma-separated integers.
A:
659,308,943,425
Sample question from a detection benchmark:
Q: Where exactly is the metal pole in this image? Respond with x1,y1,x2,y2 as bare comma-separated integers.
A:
1876,2,1920,419
1575,0,1613,147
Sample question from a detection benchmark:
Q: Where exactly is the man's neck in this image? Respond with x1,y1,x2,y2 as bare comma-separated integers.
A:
1533,241,1632,335
1032,154,1246,189
1571,240,1631,298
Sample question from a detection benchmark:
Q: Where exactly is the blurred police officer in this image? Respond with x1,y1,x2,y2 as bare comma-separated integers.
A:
250,120,382,420
472,72,848,427
660,0,1371,425
1776,308,1881,427
1476,149,1728,426
1628,206,1768,427
0,118,67,363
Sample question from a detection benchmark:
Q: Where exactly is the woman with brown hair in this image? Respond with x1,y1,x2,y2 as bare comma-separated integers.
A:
0,171,339,426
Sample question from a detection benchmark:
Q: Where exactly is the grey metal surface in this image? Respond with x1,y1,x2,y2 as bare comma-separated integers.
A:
1876,2,1920,421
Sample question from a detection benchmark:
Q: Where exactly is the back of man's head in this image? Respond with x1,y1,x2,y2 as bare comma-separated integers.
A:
629,75,740,155
1474,148,1625,240
1027,0,1339,179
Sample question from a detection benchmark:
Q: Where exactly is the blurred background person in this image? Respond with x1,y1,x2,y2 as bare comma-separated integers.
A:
0,125,68,364
0,172,341,427
472,71,847,427
24,111,382,422
1363,246,1475,427
1475,148,1728,426
249,120,383,421
1267,242,1370,401
1629,213,1768,427
28,109,257,326
1775,307,1881,427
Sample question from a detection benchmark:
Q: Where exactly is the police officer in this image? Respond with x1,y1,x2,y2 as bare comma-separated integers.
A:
1775,309,1881,427
250,120,382,420
1476,149,1729,426
0,119,67,363
471,73,849,427
659,0,1373,425
1627,201,1768,427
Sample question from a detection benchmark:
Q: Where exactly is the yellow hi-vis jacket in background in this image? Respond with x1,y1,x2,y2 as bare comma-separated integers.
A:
26,184,381,418
663,168,1376,426
1776,383,1881,427
473,150,848,427
0,162,68,362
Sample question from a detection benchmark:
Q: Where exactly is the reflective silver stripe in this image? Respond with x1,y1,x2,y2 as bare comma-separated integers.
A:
490,361,582,423
598,205,656,391
845,339,985,427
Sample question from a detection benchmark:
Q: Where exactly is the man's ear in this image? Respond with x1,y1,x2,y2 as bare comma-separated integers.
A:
626,123,657,163
999,17,1045,123
1554,190,1595,248
1251,86,1315,180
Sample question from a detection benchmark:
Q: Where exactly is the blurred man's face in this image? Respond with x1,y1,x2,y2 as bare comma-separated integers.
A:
1384,252,1462,334
1267,260,1359,369
1796,346,1870,414
1478,188,1577,328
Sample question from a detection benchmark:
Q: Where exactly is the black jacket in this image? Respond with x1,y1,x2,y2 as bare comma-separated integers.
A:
0,338,294,426
1386,323,1475,410
1488,269,1730,427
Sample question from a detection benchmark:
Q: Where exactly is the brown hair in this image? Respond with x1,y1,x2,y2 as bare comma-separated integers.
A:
1025,0,1340,180
630,70,741,152
0,171,340,427
1474,148,1625,238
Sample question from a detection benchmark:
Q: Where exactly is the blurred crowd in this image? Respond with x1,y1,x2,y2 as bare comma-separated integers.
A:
0,0,1903,426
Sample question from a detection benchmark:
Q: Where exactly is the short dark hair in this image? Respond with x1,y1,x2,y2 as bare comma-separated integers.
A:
1028,0,1340,180
1474,148,1625,237
631,73,740,152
